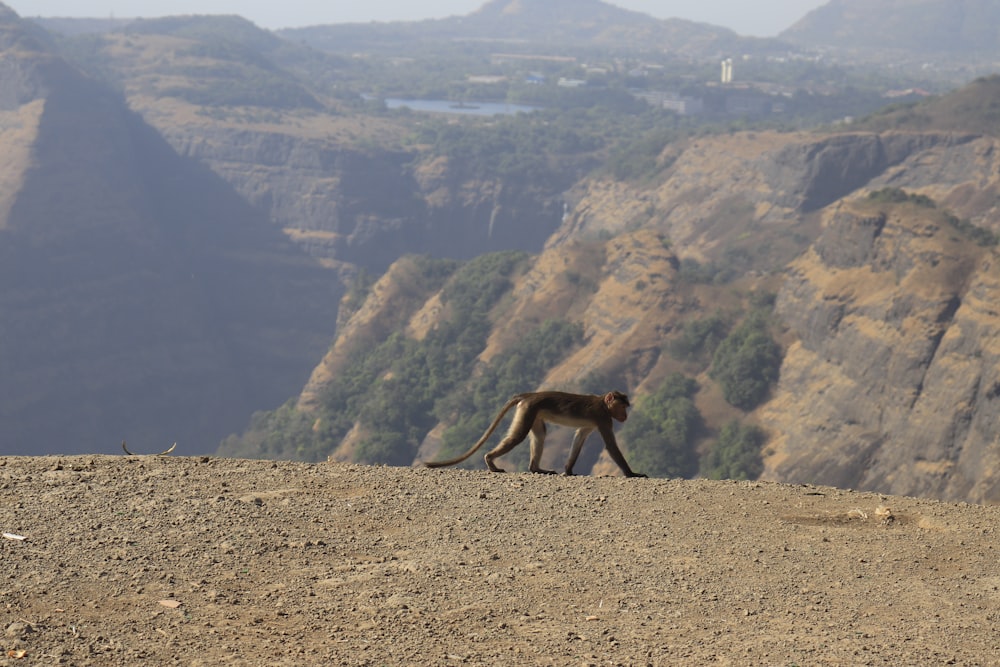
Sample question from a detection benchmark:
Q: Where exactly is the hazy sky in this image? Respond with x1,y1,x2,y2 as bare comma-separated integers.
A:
7,1,828,37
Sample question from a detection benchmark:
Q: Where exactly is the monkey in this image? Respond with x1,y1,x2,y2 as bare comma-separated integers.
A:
424,391,646,477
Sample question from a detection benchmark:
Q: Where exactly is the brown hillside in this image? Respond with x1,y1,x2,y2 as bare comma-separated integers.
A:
761,196,1000,503
558,128,1000,499
297,257,453,414
274,122,1000,500
2,455,999,665
855,75,1000,137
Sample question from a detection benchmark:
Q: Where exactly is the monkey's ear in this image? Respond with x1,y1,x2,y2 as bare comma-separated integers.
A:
603,392,615,407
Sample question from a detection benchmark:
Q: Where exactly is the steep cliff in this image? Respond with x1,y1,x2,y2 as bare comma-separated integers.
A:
761,198,1000,503
554,131,987,261
54,20,572,273
0,11,337,455
570,128,1000,501
296,257,456,414
191,94,1000,501
167,128,565,271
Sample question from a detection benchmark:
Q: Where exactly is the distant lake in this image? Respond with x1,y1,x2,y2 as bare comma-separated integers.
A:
384,98,540,116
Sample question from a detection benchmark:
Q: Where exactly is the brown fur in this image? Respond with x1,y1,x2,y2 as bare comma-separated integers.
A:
424,391,645,477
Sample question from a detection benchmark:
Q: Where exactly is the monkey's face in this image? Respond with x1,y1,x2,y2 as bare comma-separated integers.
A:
608,397,629,423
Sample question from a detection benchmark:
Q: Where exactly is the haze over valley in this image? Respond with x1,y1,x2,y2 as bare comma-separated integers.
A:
3,0,1000,504
9,0,828,36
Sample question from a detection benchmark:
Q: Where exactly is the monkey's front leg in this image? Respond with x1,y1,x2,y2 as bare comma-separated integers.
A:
563,427,594,476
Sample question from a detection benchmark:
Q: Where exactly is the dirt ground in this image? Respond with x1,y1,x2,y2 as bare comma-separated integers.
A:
1,455,999,666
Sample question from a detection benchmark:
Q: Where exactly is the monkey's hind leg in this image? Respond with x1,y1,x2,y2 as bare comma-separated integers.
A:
483,440,512,472
483,435,518,473
483,417,533,473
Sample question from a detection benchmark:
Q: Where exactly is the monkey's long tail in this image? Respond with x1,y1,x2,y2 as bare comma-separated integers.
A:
423,397,521,468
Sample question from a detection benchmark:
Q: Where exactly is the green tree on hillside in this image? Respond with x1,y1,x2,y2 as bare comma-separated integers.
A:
221,252,533,464
702,420,767,480
670,312,730,363
709,313,781,410
620,373,701,478
347,251,529,465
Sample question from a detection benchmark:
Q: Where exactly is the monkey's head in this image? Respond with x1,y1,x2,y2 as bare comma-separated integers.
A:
604,391,630,422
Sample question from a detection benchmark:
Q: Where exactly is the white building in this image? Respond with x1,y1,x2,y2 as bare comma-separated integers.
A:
721,58,733,84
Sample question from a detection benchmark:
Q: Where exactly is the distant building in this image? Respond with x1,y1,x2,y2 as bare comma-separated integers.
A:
557,78,587,88
467,75,507,84
632,90,703,115
721,58,733,84
883,88,932,99
491,53,577,66
663,96,704,115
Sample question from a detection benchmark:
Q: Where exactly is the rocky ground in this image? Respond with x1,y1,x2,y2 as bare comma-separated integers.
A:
1,455,999,666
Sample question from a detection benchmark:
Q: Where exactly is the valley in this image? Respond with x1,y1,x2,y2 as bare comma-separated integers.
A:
1,0,1000,504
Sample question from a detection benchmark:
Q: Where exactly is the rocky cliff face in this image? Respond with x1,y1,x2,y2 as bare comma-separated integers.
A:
0,12,337,455
269,123,1000,500
161,126,566,272
554,131,987,259
761,199,1000,503
748,130,1000,503
48,19,571,274
490,128,1000,499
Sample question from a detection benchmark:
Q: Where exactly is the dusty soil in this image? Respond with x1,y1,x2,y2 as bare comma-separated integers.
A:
1,455,999,666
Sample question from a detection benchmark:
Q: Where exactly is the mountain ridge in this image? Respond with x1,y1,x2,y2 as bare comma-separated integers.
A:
7,2,1000,504
782,0,1000,56
276,0,779,58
